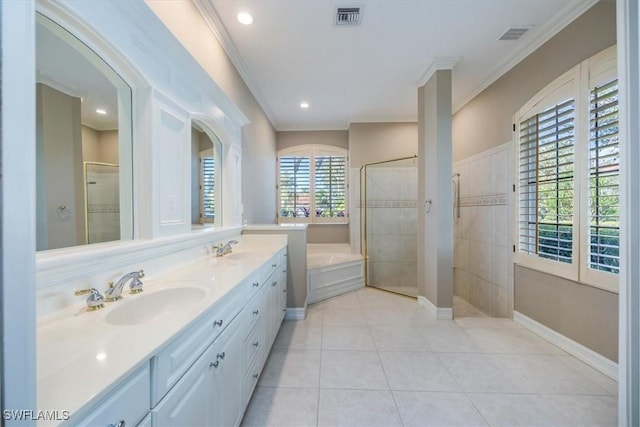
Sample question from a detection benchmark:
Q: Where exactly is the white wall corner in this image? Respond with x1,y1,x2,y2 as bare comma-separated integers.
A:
513,311,618,380
416,56,463,87
417,295,453,320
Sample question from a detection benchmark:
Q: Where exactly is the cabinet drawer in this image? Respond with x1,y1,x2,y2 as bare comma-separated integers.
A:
242,357,261,407
241,288,264,334
243,320,264,369
152,285,244,405
72,364,150,427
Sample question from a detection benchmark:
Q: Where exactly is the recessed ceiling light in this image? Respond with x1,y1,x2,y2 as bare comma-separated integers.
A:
300,102,310,109
237,12,254,25
96,109,107,115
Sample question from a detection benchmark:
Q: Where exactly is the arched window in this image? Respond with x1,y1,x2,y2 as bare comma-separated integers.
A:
277,145,348,224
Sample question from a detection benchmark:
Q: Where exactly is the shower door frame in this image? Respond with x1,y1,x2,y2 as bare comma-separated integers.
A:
359,155,418,297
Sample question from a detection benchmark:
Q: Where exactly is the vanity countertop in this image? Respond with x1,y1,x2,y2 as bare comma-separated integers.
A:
36,234,287,426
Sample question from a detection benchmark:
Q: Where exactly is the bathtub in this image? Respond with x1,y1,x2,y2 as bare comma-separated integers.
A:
307,244,365,304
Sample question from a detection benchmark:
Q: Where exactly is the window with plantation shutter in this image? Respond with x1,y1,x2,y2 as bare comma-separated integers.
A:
588,79,620,274
278,156,311,219
518,98,576,264
314,155,346,219
514,45,618,292
277,145,348,224
200,151,215,223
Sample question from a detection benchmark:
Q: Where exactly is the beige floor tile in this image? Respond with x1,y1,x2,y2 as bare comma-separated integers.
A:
493,354,611,395
322,325,375,350
369,325,431,351
322,308,367,326
468,393,573,427
543,394,618,426
322,291,362,310
554,355,618,395
437,353,535,393
241,386,318,427
379,351,460,391
393,391,488,426
320,350,388,390
317,389,402,427
273,321,322,350
259,349,321,388
466,328,566,355
421,326,485,353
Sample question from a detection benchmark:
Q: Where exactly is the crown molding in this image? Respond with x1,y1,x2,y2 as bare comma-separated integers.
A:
193,0,278,129
452,0,600,113
416,56,463,87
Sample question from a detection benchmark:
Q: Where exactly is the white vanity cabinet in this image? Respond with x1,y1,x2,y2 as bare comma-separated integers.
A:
151,315,243,427
150,246,288,427
71,364,150,427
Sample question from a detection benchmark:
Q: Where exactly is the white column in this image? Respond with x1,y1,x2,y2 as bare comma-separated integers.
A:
617,0,640,424
1,0,38,422
417,69,454,319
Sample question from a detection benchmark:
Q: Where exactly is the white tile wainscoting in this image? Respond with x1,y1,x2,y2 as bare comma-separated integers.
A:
454,142,514,318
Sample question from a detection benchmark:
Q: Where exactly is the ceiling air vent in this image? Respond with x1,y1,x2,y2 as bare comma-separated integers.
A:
498,26,533,41
336,7,361,26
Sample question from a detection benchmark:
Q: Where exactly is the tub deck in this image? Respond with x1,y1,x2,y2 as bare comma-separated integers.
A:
307,244,365,304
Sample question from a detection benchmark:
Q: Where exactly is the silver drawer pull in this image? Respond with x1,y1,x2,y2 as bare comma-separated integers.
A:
253,373,259,379
253,310,259,315
252,282,259,287
283,289,287,293
272,263,277,268
210,361,219,369
271,281,277,287
109,421,125,427
253,341,259,347
213,320,223,327
216,352,225,360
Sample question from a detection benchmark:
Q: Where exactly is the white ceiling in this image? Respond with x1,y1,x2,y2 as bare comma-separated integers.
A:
204,0,597,131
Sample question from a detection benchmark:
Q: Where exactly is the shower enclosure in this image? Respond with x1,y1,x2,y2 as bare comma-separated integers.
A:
360,156,418,298
84,162,120,244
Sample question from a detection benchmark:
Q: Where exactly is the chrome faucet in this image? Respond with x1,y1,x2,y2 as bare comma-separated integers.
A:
105,270,145,302
215,240,238,257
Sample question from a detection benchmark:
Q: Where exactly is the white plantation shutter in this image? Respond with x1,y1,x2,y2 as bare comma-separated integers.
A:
588,78,620,274
314,155,347,219
277,145,348,224
518,98,576,264
515,46,618,291
278,156,311,220
200,152,215,223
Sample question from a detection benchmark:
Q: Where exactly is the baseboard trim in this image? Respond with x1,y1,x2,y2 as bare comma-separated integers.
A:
285,307,306,321
417,296,453,320
513,311,618,380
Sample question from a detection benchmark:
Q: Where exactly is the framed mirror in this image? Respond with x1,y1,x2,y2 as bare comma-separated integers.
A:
36,13,133,250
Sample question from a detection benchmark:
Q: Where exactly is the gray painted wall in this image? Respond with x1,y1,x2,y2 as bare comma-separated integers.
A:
515,266,619,361
452,1,618,359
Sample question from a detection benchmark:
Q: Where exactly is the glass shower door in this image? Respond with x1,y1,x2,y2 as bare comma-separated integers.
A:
85,162,120,244
361,156,418,298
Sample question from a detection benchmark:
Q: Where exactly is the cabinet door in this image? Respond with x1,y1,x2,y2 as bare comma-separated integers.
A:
211,317,243,427
152,344,215,426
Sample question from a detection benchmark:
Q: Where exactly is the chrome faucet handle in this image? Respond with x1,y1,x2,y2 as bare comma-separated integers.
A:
214,243,225,257
74,288,105,311
225,240,238,254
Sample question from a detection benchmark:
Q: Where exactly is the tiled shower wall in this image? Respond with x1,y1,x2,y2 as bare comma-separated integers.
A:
351,166,418,291
453,142,514,318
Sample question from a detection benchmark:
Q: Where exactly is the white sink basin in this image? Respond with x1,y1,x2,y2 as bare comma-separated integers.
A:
105,287,205,326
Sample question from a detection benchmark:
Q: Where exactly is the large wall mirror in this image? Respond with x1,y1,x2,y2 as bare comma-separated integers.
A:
36,12,133,250
191,121,222,228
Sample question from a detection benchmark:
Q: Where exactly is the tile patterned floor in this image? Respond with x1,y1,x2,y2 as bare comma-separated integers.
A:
241,287,618,427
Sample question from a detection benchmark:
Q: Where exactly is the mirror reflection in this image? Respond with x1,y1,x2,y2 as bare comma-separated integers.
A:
36,13,133,250
191,122,221,228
